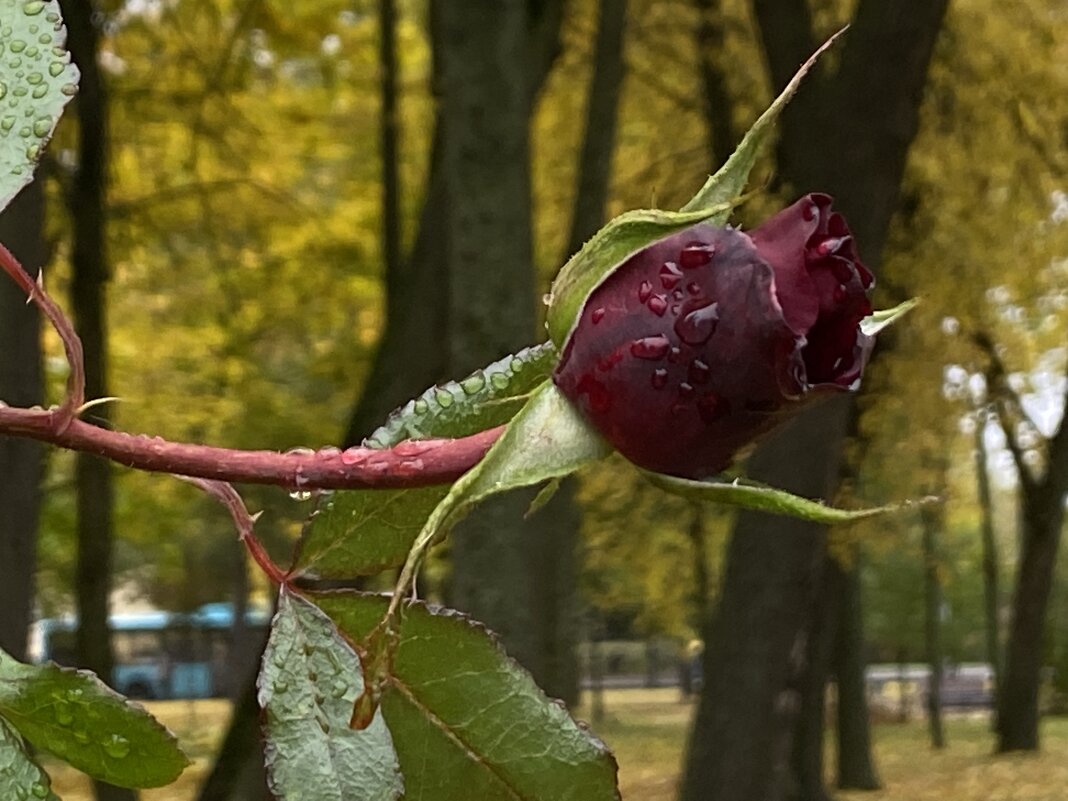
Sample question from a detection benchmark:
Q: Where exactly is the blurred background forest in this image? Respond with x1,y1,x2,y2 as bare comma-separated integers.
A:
1,0,1068,800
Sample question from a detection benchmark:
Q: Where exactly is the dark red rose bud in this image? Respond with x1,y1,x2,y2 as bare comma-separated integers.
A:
552,194,874,479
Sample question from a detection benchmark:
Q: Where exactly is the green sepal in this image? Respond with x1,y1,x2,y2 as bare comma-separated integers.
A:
645,471,926,524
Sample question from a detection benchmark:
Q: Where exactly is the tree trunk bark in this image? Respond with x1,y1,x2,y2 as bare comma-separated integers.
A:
997,490,1064,750
921,504,945,749
973,411,1001,713
833,553,880,789
60,3,133,800
0,181,46,663
693,0,737,170
681,2,948,797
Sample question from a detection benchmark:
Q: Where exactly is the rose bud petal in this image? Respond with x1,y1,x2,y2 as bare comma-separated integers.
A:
552,194,874,479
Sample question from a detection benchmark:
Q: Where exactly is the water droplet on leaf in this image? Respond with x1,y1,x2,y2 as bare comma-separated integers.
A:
102,734,131,759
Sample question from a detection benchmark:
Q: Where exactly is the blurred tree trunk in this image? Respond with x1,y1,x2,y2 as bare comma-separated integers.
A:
680,3,948,799
833,552,880,789
921,503,946,748
437,0,585,704
978,331,1068,751
693,0,737,170
62,2,134,801
973,409,1001,712
0,181,46,663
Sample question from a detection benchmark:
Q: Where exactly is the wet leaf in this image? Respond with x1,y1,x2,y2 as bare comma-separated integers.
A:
260,589,402,801
314,592,620,801
0,648,188,789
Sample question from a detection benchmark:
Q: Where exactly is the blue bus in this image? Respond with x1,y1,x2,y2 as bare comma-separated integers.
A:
35,603,271,700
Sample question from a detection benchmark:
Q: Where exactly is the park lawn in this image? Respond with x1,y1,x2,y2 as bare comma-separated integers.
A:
38,690,1068,800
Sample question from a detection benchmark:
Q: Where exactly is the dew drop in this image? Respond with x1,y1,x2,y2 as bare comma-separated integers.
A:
0,115,14,132
688,359,711,385
23,2,46,16
833,285,846,302
72,728,91,744
672,289,683,301
674,301,720,346
39,33,52,44
413,398,429,414
48,61,63,76
289,490,312,502
60,82,77,96
273,679,289,693
33,117,50,137
103,733,131,759
659,261,682,289
31,84,46,99
679,242,714,269
687,281,702,295
54,701,73,726
18,125,30,137
25,143,38,160
9,39,26,53
698,392,731,424
668,347,682,364
46,11,59,22
434,387,455,408
597,350,623,372
651,369,668,389
638,280,652,303
630,335,670,361
817,236,849,256
340,447,367,466
590,307,606,324
30,784,48,799
647,294,668,316
576,374,610,412
460,372,486,395
331,679,349,699
490,371,509,390
0,82,6,100
15,785,29,800
678,382,695,399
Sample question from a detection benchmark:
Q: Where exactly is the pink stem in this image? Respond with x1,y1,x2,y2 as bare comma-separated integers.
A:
0,239,503,490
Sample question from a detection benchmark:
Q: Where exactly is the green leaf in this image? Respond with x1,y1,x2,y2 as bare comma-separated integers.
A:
294,485,450,579
0,717,60,801
860,298,919,337
293,344,559,579
363,342,559,448
545,205,734,347
645,471,917,524
679,28,845,215
388,381,610,605
0,0,80,212
313,592,620,801
0,648,188,789
260,589,402,801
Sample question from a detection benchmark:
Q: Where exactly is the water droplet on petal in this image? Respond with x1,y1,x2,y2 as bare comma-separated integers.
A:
697,392,730,424
638,281,652,303
817,236,850,256
675,301,720,346
659,261,682,289
688,359,711,385
647,294,668,316
686,281,701,295
591,307,606,324
678,382,695,399
803,203,818,221
679,242,715,269
630,335,671,360
651,369,668,389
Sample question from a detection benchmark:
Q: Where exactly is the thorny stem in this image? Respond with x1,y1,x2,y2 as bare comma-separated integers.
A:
0,241,503,490
183,478,289,586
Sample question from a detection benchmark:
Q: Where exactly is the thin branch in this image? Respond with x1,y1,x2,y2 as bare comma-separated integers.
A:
183,478,288,586
0,237,501,490
971,330,1038,491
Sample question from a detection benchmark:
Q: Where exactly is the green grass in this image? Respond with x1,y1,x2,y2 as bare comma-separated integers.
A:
39,690,1068,800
